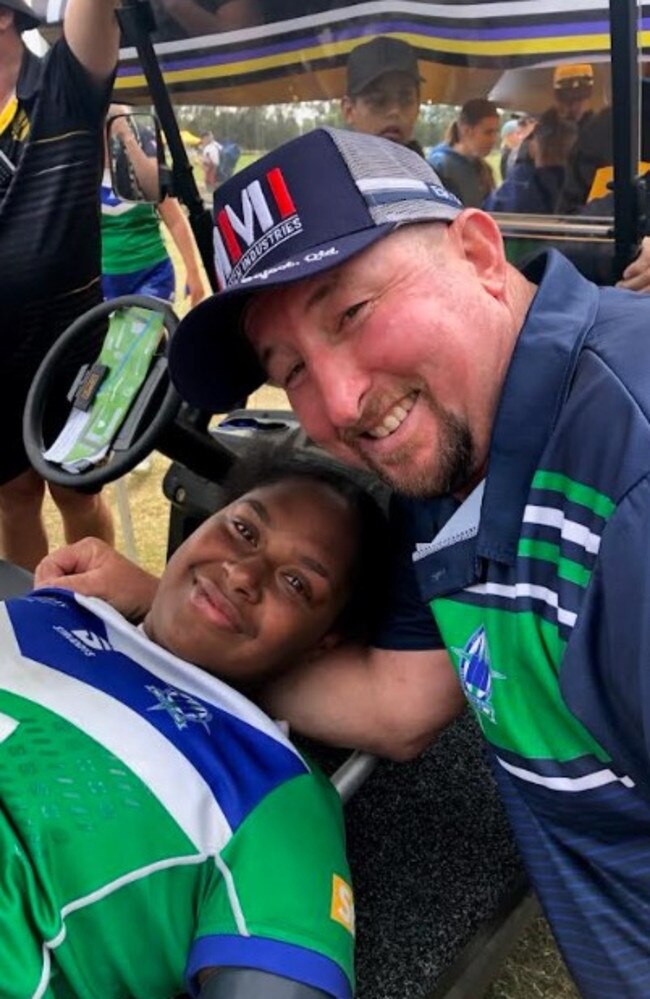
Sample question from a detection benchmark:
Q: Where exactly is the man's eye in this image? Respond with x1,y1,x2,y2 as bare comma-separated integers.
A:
283,360,305,389
232,519,257,545
340,301,367,328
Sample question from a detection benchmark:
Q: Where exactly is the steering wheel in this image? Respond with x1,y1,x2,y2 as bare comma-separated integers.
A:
23,295,182,490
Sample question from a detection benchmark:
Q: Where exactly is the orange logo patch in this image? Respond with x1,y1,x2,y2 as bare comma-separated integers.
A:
330,874,355,936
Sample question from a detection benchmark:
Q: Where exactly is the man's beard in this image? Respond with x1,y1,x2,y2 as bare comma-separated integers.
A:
350,400,475,499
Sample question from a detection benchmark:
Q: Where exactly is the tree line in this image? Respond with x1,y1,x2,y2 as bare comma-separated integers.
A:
177,101,459,153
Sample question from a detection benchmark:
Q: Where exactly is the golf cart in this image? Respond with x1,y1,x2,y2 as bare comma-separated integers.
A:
5,0,648,995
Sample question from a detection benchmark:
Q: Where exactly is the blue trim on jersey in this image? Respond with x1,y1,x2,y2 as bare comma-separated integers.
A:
6,591,307,831
493,758,650,998
187,935,353,999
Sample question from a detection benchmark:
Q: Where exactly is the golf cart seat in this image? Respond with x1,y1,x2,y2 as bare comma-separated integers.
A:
0,560,33,599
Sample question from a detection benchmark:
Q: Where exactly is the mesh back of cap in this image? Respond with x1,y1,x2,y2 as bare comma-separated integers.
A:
324,126,461,226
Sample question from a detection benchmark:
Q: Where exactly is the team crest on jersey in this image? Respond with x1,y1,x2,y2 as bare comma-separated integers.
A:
213,167,302,287
451,626,505,723
146,685,212,732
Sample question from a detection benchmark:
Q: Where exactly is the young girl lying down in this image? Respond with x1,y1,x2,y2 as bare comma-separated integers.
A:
0,453,386,999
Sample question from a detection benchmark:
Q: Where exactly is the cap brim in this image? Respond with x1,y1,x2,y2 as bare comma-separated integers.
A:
169,223,395,413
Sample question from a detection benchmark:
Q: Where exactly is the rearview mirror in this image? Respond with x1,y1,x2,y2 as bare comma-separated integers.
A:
107,112,163,204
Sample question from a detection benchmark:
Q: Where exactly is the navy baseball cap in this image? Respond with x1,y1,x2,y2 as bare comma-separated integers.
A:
169,126,462,413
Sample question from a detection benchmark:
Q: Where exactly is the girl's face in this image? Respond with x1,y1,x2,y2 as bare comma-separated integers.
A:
462,116,499,158
143,478,358,684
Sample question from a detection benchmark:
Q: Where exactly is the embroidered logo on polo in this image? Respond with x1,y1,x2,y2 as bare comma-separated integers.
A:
213,167,302,287
451,625,505,723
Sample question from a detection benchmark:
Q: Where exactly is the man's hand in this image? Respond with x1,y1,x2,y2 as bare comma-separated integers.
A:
35,538,159,622
617,237,650,293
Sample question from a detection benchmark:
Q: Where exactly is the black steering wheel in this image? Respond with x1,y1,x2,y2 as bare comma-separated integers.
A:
23,295,182,489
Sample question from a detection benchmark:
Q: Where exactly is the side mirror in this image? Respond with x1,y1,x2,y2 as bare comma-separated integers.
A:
107,112,163,204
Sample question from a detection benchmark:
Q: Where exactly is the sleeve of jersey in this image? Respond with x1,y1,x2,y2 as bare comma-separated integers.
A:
372,494,446,651
44,37,115,128
561,472,650,783
186,769,355,999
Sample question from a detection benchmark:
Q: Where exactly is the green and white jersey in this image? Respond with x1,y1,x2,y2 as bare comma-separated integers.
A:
101,171,168,275
0,589,355,999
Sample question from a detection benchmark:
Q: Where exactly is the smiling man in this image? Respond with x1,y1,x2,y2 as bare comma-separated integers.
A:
39,127,650,999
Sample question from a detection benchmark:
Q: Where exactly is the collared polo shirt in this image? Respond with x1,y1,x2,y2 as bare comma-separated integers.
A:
376,251,650,998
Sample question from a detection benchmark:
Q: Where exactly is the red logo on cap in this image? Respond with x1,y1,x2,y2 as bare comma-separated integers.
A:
214,168,300,288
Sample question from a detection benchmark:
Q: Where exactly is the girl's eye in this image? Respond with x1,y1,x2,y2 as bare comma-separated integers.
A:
282,571,310,601
232,519,257,546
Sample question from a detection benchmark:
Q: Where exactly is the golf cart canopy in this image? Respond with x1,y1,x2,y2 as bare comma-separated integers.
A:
37,0,638,107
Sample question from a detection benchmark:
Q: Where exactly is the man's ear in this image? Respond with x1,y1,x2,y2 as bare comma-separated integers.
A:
340,96,355,127
449,208,507,298
0,9,15,32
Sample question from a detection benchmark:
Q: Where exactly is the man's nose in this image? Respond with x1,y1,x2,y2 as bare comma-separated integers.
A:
311,350,370,429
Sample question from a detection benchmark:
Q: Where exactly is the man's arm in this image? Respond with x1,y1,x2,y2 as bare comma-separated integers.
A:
63,0,120,84
262,643,465,761
35,539,159,622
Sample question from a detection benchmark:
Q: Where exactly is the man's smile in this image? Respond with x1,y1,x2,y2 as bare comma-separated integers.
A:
362,390,418,440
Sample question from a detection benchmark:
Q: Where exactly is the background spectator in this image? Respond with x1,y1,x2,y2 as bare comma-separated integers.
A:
553,62,595,126
485,108,577,214
199,128,222,194
341,35,424,155
427,97,499,206
101,114,206,307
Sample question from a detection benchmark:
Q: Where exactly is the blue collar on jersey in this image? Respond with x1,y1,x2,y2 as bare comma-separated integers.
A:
477,249,599,566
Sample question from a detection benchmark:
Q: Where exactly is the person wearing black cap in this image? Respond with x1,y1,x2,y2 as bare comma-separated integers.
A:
0,0,120,571
341,35,425,155
39,126,650,999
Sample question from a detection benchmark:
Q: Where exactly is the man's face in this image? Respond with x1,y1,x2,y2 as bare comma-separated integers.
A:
144,479,357,685
246,221,513,499
556,94,591,123
341,71,420,145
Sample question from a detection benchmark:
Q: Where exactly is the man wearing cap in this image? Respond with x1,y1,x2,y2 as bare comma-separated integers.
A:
39,126,650,997
0,0,119,570
552,63,595,126
341,35,424,155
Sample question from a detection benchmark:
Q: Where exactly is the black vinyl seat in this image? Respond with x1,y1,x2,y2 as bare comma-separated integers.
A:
0,559,33,599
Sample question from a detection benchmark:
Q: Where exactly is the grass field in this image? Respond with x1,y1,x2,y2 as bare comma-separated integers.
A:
39,218,580,999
